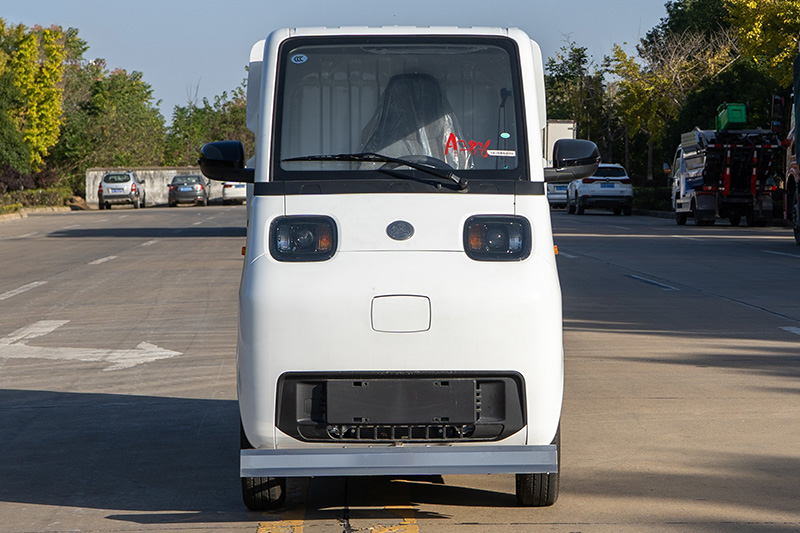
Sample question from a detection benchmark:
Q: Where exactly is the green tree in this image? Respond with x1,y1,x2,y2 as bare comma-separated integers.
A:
50,65,165,192
0,20,69,173
725,0,800,87
5,24,66,169
608,26,738,178
164,85,253,166
545,41,622,161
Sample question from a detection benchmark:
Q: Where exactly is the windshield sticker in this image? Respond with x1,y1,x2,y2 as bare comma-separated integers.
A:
445,133,490,158
487,150,516,157
500,132,511,139
290,54,308,65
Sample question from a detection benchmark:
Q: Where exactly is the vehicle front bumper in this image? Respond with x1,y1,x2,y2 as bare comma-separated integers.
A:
241,444,558,477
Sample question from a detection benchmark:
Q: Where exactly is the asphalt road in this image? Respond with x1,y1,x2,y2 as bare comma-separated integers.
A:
0,205,798,532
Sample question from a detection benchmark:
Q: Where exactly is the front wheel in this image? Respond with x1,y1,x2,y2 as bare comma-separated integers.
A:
516,428,560,507
675,212,687,225
242,476,286,511
240,421,286,510
729,214,741,227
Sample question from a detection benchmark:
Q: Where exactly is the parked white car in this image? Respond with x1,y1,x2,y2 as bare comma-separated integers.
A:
567,163,633,215
546,182,568,209
222,182,247,204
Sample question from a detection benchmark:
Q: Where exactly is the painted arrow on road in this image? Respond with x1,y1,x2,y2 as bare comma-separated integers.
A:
0,320,182,371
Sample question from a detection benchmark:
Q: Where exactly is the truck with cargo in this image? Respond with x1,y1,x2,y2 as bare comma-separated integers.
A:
670,104,780,226
198,26,599,510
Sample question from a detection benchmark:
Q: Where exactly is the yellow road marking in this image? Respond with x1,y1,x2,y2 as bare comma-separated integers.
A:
371,505,419,533
257,508,304,533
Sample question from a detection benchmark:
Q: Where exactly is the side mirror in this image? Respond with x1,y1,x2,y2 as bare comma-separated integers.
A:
543,139,600,182
198,141,255,183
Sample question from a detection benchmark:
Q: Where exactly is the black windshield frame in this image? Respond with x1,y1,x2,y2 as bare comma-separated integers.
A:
270,35,529,183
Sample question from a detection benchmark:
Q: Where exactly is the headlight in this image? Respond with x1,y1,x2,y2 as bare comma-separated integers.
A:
269,216,337,262
463,216,531,261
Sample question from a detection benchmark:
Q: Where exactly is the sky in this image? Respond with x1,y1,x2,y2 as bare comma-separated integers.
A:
3,0,669,122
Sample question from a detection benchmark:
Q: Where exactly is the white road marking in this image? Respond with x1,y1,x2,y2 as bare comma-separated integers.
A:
626,275,679,291
673,235,704,242
0,320,181,371
89,255,117,265
763,250,800,259
141,239,159,247
0,281,47,301
557,251,578,259
192,221,202,226
780,326,800,337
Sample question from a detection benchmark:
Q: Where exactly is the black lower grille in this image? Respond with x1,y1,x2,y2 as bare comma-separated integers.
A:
325,424,480,441
277,372,525,443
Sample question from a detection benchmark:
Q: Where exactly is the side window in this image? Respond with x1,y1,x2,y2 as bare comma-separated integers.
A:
671,150,681,179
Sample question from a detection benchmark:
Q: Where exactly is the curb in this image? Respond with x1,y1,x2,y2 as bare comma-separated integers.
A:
0,206,72,223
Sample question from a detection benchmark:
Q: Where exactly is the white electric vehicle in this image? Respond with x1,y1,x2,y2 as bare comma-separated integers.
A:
199,26,599,511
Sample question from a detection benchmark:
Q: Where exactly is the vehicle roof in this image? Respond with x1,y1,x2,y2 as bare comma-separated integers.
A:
285,26,519,38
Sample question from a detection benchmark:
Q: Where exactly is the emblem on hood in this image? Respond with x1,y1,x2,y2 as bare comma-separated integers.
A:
386,220,414,241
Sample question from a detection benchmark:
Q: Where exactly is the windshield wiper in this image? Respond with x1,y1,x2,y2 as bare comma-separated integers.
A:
282,152,468,191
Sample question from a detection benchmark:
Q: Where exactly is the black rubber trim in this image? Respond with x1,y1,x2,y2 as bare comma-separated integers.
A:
254,180,544,196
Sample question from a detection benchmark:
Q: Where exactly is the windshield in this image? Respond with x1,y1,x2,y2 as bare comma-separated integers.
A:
274,36,525,181
172,176,202,185
593,167,627,178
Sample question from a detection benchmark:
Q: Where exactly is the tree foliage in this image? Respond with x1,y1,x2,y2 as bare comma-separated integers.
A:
0,21,66,171
609,29,738,140
164,85,253,167
50,65,165,191
724,0,800,87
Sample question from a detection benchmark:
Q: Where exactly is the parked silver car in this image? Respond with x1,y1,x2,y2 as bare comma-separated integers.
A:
168,175,209,207
98,171,146,209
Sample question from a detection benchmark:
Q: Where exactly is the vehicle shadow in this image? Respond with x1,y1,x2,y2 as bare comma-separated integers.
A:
0,389,245,521
0,389,512,527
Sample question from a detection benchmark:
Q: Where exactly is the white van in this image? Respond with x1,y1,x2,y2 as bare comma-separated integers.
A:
199,26,599,510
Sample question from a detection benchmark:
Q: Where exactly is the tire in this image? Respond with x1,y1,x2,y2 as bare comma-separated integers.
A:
133,196,140,209
140,195,146,208
240,421,286,511
567,201,575,215
729,214,741,226
98,202,104,210
516,427,560,507
242,476,286,511
613,208,622,216
676,212,687,225
203,196,208,207
622,206,632,216
576,201,585,215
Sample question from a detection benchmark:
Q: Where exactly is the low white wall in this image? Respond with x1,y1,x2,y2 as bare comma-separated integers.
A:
86,167,224,208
